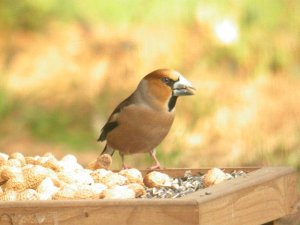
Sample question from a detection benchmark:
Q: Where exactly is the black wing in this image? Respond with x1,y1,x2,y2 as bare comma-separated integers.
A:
97,94,134,142
98,121,118,141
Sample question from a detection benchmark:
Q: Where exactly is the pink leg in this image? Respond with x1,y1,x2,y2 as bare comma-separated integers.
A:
148,149,161,170
122,164,130,169
120,153,130,169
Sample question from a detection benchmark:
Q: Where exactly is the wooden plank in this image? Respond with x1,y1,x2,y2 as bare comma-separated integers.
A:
183,167,298,225
0,167,296,225
0,200,199,225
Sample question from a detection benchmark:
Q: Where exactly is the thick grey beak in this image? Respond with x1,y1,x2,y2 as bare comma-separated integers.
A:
173,75,196,96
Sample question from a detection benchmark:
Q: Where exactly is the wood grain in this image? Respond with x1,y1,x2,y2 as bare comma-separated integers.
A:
0,200,199,225
183,167,298,225
0,167,297,225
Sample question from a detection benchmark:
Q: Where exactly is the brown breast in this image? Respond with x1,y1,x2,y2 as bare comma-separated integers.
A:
106,104,175,155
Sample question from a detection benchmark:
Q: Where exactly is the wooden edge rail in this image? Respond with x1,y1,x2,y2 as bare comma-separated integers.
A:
182,167,298,225
0,167,297,225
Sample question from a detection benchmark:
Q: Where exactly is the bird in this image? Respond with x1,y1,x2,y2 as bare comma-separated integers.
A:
98,69,195,169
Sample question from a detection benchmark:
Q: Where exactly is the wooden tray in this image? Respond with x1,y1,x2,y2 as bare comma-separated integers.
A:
0,167,297,225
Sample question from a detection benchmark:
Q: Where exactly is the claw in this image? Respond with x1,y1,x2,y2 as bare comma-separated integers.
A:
147,163,161,170
120,153,131,170
122,164,131,169
148,149,162,170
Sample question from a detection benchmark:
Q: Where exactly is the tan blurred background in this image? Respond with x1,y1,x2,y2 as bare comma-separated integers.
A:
0,0,299,192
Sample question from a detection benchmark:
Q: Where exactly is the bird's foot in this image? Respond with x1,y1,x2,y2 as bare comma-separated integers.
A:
122,164,131,169
147,163,161,170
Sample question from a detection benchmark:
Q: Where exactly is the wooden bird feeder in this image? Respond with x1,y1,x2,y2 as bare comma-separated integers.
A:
0,167,297,225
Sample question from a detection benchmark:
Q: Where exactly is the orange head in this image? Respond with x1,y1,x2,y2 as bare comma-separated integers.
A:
137,69,195,111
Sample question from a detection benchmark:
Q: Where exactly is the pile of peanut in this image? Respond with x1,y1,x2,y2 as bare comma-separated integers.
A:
0,152,232,201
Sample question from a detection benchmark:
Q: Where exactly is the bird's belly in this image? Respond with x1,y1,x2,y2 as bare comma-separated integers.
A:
107,106,174,154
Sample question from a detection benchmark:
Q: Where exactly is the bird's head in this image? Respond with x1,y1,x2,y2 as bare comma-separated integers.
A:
139,69,195,111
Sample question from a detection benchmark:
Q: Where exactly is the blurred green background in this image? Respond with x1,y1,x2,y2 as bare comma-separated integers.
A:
0,0,299,176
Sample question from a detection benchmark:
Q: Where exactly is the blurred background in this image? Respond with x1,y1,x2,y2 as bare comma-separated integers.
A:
0,0,299,193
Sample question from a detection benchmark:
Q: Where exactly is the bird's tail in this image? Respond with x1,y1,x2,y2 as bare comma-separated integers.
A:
101,144,115,156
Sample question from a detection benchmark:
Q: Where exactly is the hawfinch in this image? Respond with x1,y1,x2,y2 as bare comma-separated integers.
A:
98,69,195,169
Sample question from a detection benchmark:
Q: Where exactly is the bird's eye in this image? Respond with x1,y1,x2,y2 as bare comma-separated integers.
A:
161,77,171,84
